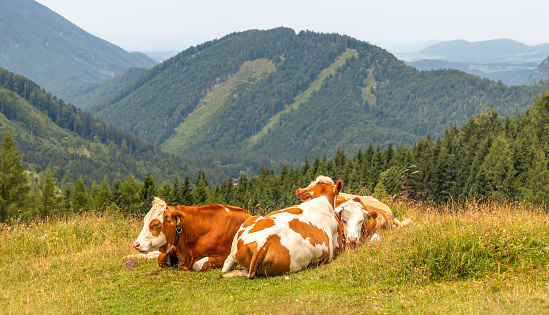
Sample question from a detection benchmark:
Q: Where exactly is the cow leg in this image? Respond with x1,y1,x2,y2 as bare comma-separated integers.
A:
221,255,237,272
219,269,250,278
192,256,225,271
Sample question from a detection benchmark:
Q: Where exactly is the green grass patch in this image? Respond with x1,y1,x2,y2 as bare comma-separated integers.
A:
1,202,548,314
362,67,376,106
247,49,359,146
161,59,275,152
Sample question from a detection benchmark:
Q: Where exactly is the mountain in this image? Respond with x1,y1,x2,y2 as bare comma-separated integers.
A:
69,67,149,109
0,67,196,186
408,59,537,86
396,39,549,85
400,39,549,64
90,28,549,177
526,56,549,84
0,0,156,107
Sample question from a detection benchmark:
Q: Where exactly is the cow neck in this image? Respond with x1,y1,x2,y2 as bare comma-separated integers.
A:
173,224,183,247
170,212,195,270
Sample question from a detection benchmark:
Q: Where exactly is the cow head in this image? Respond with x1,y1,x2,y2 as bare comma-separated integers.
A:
335,200,377,246
133,197,170,253
296,175,343,208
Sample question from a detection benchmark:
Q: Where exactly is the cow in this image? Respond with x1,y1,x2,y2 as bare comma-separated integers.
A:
221,175,343,279
334,200,380,246
132,197,250,270
162,204,251,271
334,193,409,230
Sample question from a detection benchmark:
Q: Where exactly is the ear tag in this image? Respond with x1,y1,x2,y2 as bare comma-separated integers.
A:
177,217,181,225
369,217,374,223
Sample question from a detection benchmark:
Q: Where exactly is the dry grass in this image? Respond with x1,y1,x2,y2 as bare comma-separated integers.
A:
1,202,548,314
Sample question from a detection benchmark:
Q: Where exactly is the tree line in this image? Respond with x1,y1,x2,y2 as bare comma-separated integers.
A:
1,90,549,222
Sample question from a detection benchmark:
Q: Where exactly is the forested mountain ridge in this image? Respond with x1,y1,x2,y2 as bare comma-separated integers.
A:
0,0,156,106
0,68,196,186
527,56,549,84
398,39,549,85
90,28,549,178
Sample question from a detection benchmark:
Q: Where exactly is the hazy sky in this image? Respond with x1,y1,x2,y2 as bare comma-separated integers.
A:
35,0,549,52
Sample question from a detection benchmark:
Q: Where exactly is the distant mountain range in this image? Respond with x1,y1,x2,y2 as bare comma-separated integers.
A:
527,56,549,84
2,1,549,181
88,28,549,177
395,39,549,85
0,0,157,106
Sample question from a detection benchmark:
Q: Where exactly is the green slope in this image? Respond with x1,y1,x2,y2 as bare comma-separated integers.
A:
247,49,359,146
0,68,195,186
162,59,276,152
91,28,549,176
0,0,156,107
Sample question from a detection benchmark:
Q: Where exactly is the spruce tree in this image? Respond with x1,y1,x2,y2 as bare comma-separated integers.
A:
40,169,58,217
0,131,31,221
72,177,88,213
521,149,549,205
192,171,210,205
120,174,141,214
139,171,157,212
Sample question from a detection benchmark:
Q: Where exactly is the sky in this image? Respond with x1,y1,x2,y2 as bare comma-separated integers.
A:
35,0,549,53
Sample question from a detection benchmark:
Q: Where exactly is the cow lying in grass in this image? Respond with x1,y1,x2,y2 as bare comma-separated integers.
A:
335,193,410,230
132,197,250,271
221,176,344,279
335,200,380,246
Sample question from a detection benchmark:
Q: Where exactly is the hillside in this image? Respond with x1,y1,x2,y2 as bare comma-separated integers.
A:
397,39,549,85
69,67,149,109
401,39,549,64
90,28,549,177
527,56,549,84
0,0,156,106
0,68,196,186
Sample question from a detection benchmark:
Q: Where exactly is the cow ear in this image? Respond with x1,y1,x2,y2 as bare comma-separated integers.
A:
166,212,182,225
296,188,311,201
334,180,343,195
364,210,377,221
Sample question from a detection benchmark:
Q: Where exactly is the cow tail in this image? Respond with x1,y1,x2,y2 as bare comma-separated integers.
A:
248,244,269,279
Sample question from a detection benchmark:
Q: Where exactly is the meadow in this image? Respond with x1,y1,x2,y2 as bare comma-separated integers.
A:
1,201,548,314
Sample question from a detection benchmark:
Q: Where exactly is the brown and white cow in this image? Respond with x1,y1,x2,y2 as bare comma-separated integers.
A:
221,176,343,279
335,193,409,230
133,197,250,271
334,200,380,246
162,204,251,271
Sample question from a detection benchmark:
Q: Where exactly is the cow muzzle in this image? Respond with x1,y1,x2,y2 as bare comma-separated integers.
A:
133,240,148,253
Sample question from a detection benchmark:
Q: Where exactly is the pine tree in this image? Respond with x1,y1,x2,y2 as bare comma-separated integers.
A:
93,176,111,211
111,174,122,207
72,177,88,213
40,169,58,217
139,171,157,212
182,175,193,205
192,170,210,205
521,149,549,205
0,131,31,221
120,174,141,214
482,136,516,200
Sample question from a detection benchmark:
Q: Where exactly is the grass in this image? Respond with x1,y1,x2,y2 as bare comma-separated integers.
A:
161,59,275,152
247,48,359,146
1,201,548,314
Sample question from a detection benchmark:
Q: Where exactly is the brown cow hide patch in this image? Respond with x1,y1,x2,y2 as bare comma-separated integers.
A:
255,234,291,276
288,218,330,248
249,217,276,233
149,218,162,237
